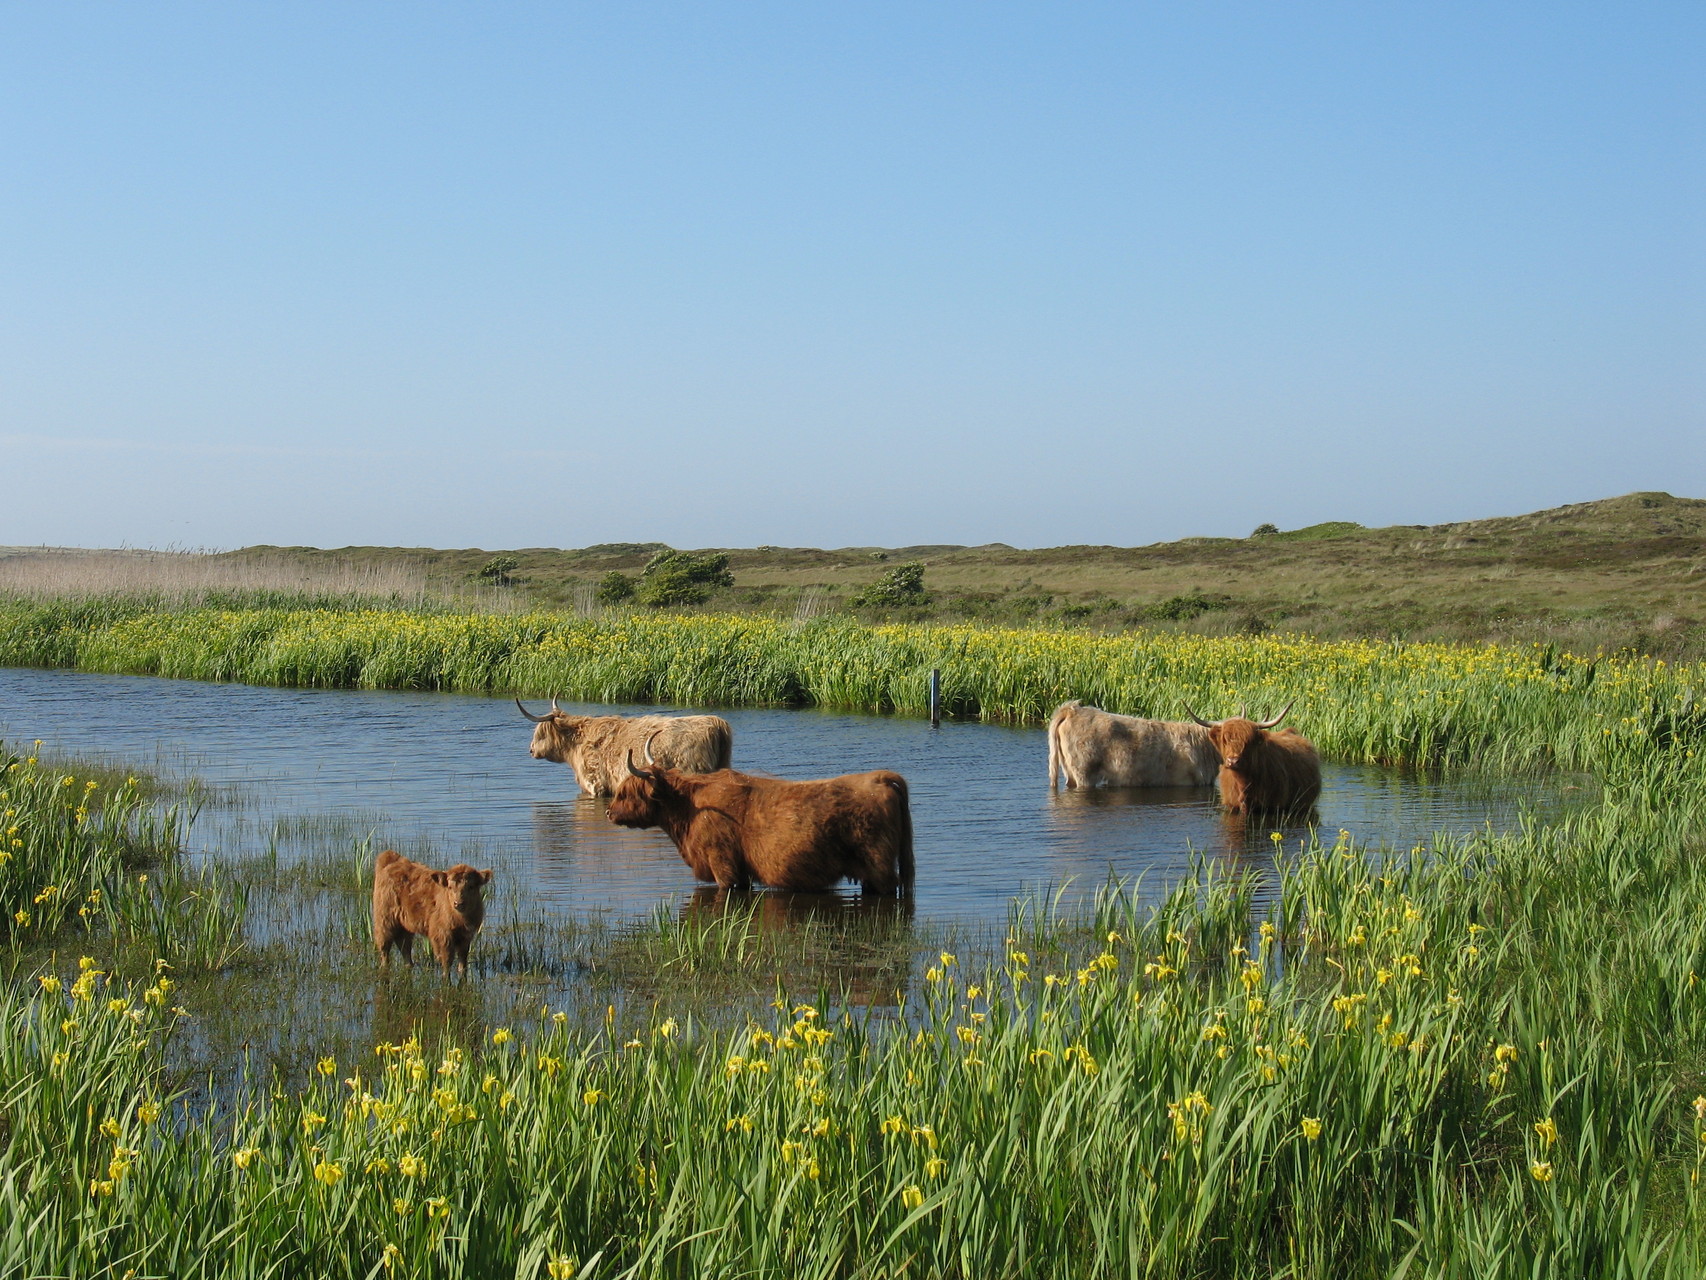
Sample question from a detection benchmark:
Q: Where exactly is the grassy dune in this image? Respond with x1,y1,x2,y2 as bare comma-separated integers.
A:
6,490,1703,656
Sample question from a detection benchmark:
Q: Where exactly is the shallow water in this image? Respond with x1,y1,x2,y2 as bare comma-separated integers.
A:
0,667,1585,928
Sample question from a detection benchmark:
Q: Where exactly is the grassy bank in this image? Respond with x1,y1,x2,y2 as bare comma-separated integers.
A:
3,601,1701,776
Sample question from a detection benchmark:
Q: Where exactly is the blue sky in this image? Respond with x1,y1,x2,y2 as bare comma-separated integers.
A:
2,3,1701,550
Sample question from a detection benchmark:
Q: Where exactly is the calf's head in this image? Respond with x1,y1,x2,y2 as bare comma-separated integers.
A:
431,864,495,913
516,698,581,761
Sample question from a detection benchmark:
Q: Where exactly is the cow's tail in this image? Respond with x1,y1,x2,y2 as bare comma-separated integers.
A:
1047,701,1078,790
712,719,734,772
887,775,915,895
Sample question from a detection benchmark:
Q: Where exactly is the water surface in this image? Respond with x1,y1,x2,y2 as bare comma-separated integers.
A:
0,667,1575,926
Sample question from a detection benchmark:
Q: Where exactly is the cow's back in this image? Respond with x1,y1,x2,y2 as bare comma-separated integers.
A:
1053,704,1217,788
732,769,912,893
579,714,733,795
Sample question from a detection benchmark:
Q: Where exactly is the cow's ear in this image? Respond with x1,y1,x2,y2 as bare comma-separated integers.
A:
478,868,495,884
430,870,448,886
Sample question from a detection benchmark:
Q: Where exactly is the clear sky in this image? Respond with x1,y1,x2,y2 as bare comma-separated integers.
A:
2,3,1701,550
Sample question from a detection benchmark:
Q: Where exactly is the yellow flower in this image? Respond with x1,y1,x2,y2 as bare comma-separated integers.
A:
582,1089,604,1107
313,1161,344,1187
301,1111,326,1134
1494,1044,1518,1065
316,1057,336,1077
656,1018,678,1039
425,1196,449,1219
901,1184,924,1210
365,1157,392,1175
1300,1117,1322,1141
381,1243,403,1272
398,1154,425,1178
37,975,61,994
393,1198,412,1217
136,1101,161,1125
1530,1160,1553,1183
925,1156,946,1178
1533,1117,1557,1146
491,1028,513,1046
99,1117,122,1140
232,1147,261,1171
547,1258,576,1280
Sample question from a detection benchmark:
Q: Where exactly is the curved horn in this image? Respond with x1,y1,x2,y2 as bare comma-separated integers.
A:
642,730,662,767
1182,703,1217,729
1239,703,1249,721
515,698,548,723
550,695,562,713
625,749,648,779
1254,700,1296,730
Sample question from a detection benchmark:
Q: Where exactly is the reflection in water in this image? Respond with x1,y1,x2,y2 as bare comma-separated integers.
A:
0,666,1585,928
675,887,918,1008
679,885,916,930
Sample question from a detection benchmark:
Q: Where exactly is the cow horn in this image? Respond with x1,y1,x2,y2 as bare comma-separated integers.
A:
642,730,661,767
1239,703,1249,721
515,698,548,723
1254,700,1295,730
1182,703,1217,729
625,749,648,779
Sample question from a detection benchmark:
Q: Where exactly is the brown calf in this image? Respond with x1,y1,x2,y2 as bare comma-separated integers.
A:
1185,701,1323,815
372,850,494,978
606,740,914,895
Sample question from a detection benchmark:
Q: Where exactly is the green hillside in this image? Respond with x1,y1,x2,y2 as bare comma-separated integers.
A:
218,491,1705,659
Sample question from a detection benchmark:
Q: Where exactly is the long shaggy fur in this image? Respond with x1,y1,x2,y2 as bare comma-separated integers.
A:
606,765,914,895
372,849,494,978
524,712,732,797
1047,700,1220,789
1205,718,1322,815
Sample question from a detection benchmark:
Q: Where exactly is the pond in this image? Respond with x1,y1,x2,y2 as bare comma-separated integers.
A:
0,666,1582,928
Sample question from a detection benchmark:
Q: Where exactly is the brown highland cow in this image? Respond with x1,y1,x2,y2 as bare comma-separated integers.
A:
606,737,914,895
1185,701,1322,815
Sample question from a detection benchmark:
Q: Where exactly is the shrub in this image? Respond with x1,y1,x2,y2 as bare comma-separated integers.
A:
476,555,520,586
1251,523,1279,537
636,552,734,608
853,562,928,607
596,572,635,604
1145,591,1234,621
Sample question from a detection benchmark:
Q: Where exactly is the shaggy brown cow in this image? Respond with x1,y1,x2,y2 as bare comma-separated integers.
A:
515,699,732,797
1047,700,1219,789
372,850,494,978
1185,701,1322,815
606,739,914,895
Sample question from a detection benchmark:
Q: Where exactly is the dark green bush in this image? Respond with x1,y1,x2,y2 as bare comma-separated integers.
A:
596,572,636,604
852,562,928,607
636,552,734,607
